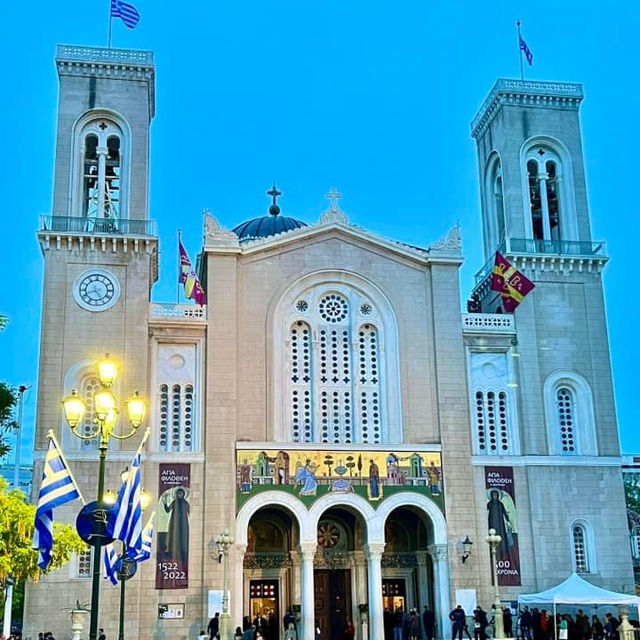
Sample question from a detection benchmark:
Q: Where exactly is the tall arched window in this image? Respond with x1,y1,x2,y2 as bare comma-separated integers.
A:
484,153,506,252
521,138,578,246
571,521,595,573
72,111,130,221
544,372,597,456
78,373,100,450
280,278,399,444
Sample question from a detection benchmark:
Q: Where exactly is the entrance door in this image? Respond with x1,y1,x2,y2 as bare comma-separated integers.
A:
314,569,351,640
249,580,279,629
382,579,407,613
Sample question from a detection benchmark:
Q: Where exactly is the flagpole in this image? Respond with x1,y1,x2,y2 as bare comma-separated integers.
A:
516,19,524,80
107,0,113,49
177,229,181,304
46,429,87,505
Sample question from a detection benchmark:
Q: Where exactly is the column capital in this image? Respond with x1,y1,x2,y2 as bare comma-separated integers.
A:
232,542,248,556
299,542,317,561
364,542,386,560
427,543,448,562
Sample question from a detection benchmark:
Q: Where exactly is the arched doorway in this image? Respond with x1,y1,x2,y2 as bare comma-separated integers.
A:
313,506,367,640
381,507,433,639
243,506,301,639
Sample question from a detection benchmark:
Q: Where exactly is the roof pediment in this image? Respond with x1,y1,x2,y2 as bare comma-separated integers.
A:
202,209,462,266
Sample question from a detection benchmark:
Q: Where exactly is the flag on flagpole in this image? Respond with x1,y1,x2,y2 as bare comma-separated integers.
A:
519,33,534,66
132,512,155,563
110,0,140,29
106,443,145,555
32,435,83,570
103,543,121,585
490,251,535,312
178,239,207,306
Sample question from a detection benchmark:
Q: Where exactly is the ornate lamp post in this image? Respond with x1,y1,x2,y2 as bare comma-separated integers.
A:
61,355,146,640
486,528,504,639
215,530,234,640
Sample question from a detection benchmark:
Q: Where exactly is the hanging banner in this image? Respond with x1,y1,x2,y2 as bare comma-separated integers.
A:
156,463,191,590
484,466,521,586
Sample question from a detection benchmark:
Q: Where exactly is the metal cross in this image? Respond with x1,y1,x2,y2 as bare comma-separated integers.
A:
98,121,108,131
267,184,282,206
326,187,342,212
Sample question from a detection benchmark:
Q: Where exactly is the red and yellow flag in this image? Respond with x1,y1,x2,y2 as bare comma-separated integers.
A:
490,251,535,312
178,239,206,306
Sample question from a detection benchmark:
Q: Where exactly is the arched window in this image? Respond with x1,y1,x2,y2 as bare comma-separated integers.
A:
484,153,506,252
544,372,597,456
571,521,595,573
280,278,399,444
468,352,519,455
72,111,130,220
521,138,578,246
494,169,505,243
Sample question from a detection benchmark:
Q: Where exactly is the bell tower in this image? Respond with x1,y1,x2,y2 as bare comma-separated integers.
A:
35,45,157,453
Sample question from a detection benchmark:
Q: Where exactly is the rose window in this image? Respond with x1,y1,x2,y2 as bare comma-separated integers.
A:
319,294,348,323
317,520,343,548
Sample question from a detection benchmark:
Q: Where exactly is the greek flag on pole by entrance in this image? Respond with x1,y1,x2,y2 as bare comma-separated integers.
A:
110,0,140,29
103,543,121,586
132,512,154,563
519,34,533,65
32,436,82,570
106,444,143,555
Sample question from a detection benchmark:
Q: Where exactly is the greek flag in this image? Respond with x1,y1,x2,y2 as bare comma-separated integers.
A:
110,0,140,29
106,445,143,554
32,436,82,570
103,543,121,586
519,34,534,66
132,512,154,563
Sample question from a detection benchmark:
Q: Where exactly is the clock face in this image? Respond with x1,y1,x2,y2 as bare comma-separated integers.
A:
73,269,120,311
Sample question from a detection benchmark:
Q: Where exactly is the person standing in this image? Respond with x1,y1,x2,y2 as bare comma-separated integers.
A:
208,613,221,640
409,610,421,640
473,607,489,640
503,608,513,638
393,607,405,640
423,606,436,640
520,607,533,640
98,629,106,640
450,605,467,640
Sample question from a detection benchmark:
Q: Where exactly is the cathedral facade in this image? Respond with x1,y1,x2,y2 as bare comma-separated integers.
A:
24,45,634,640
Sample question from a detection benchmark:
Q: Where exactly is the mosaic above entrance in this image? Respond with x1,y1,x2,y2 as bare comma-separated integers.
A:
235,446,443,512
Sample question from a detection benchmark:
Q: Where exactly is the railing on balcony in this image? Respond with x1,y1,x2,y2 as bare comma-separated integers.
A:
40,215,156,237
474,238,607,285
149,303,206,321
462,313,515,333
57,44,154,66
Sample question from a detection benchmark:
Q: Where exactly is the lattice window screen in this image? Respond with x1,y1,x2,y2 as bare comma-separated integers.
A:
556,387,576,453
572,525,589,573
357,324,381,443
79,375,100,450
290,321,312,443
473,390,510,454
77,548,92,578
159,383,195,452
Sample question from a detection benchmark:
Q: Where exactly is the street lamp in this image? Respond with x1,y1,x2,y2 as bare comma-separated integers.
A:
486,528,504,639
61,355,146,640
215,530,234,640
116,484,152,640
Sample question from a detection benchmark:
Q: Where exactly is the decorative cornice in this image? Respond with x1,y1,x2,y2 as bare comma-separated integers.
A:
471,78,584,139
37,232,157,255
203,210,240,248
428,224,462,256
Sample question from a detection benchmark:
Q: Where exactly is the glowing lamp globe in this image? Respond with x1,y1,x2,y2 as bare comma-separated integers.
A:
62,389,86,428
98,356,117,388
94,389,116,422
126,390,146,428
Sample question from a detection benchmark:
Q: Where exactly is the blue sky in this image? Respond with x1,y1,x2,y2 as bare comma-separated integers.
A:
2,0,640,463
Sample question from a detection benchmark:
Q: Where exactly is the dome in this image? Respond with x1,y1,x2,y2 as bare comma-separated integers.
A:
232,213,308,242
232,184,308,242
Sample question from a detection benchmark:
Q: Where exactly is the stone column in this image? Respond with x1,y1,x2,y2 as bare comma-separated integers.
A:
365,542,385,640
417,552,430,630
231,543,247,630
96,146,108,218
538,173,552,242
300,543,317,640
428,544,451,640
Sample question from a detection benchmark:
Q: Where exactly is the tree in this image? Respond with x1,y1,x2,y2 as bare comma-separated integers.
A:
0,382,18,457
0,477,86,584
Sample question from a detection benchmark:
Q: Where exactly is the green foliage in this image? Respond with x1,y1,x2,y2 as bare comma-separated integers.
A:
0,381,18,457
624,474,640,515
0,476,86,584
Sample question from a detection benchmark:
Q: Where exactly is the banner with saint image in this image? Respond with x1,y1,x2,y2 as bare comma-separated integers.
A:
156,463,191,589
485,466,521,585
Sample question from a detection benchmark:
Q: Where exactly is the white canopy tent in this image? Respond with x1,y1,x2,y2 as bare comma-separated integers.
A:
518,573,639,640
518,573,639,606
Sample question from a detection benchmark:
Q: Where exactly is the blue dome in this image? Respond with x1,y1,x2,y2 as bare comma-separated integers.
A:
232,212,307,242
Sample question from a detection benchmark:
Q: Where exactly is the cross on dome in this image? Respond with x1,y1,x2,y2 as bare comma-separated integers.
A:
266,184,282,216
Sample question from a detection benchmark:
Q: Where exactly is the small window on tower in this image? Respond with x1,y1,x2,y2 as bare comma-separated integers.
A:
494,170,505,242
83,134,99,217
546,160,560,240
105,136,121,218
527,160,543,239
